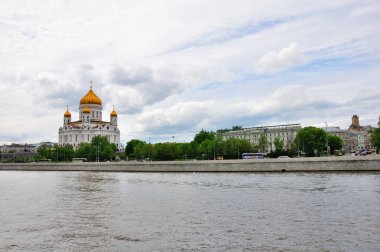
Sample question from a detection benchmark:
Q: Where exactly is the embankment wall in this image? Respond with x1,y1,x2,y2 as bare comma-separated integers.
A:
1,156,380,172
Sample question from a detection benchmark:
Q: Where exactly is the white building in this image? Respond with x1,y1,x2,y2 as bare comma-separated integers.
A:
58,86,120,148
222,124,301,151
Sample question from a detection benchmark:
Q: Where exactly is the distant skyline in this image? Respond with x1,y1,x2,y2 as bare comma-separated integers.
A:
0,0,379,144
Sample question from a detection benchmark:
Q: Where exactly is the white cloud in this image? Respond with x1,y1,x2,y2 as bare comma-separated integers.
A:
0,0,379,144
256,42,307,74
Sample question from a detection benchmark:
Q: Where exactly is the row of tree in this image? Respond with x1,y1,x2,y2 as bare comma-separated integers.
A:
37,135,119,162
36,127,380,162
125,127,348,161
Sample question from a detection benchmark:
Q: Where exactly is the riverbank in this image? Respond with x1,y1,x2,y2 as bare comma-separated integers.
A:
1,156,380,172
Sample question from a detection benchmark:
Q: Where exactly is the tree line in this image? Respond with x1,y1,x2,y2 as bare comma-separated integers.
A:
35,126,380,162
37,135,119,162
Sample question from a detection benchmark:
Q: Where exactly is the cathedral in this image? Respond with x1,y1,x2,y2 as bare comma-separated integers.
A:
58,84,120,149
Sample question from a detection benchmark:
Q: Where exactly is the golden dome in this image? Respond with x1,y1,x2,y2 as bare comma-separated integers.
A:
64,107,71,117
80,87,102,105
110,106,118,117
64,110,71,117
110,110,118,117
82,106,91,114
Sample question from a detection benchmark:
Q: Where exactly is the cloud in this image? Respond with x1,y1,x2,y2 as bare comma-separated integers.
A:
256,42,307,74
1,0,380,145
111,65,153,86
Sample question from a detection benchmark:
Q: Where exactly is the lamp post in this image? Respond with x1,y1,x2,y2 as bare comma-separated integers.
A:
96,143,99,162
325,122,329,156
213,140,216,160
148,137,151,161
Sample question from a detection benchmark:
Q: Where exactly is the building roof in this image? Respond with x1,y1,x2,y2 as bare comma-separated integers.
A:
80,88,102,105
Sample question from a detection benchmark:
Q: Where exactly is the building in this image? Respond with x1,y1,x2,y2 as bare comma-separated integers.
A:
0,143,37,153
221,124,301,152
58,85,120,149
347,115,372,150
325,127,358,153
0,143,38,162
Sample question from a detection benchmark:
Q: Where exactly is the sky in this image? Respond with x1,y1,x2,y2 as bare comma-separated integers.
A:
0,0,379,145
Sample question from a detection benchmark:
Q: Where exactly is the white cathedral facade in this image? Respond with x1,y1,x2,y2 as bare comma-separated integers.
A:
58,86,120,148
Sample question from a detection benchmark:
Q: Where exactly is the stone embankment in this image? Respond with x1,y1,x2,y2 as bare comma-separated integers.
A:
1,156,380,172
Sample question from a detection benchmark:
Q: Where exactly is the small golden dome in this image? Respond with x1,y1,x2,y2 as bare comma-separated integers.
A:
64,108,71,117
110,110,118,117
82,106,91,114
80,87,102,105
110,106,118,117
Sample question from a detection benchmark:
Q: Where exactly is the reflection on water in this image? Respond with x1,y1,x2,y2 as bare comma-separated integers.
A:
0,171,380,251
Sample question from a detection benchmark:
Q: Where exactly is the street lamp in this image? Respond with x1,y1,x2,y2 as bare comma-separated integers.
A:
213,140,216,160
148,137,152,161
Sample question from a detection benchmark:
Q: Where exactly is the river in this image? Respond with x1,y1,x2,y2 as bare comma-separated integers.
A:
0,171,379,251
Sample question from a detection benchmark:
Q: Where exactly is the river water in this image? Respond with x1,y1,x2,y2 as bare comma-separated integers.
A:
0,171,379,251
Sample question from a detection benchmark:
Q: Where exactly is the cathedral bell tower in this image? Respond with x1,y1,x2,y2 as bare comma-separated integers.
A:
110,106,118,126
63,106,71,125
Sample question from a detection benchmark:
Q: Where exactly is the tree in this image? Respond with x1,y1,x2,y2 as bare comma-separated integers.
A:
153,143,176,161
232,125,243,131
75,135,117,161
125,139,146,159
293,127,327,157
76,143,94,161
327,135,344,154
258,133,267,153
371,128,380,153
193,130,215,144
273,137,284,153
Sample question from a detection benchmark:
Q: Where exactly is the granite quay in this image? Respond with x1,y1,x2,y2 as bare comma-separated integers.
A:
1,156,380,172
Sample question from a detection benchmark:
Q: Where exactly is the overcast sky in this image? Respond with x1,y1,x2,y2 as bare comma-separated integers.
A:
0,0,379,145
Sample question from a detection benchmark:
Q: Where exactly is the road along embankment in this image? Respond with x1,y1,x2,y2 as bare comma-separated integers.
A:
1,156,380,172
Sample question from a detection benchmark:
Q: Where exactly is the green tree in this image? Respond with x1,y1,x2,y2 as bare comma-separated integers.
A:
232,125,243,131
293,127,327,157
91,135,116,161
62,145,75,161
327,135,344,154
193,130,215,144
199,139,214,159
76,143,94,161
125,139,146,158
273,137,284,153
371,128,380,153
258,133,268,153
153,143,176,161
134,142,149,160
75,135,117,161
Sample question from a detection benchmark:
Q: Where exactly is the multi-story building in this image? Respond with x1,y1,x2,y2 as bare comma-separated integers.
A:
347,115,372,150
58,84,121,149
325,127,358,153
0,144,37,153
221,124,301,152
